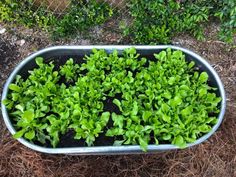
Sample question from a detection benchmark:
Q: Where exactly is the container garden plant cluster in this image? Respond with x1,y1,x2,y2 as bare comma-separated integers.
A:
3,47,222,152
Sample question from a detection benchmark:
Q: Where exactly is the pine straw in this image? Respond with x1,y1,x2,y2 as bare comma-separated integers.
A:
0,25,236,177
0,114,235,177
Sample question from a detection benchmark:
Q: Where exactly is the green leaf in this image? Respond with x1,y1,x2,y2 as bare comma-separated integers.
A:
112,113,124,128
17,120,29,128
35,57,43,66
142,111,152,122
11,93,19,101
131,101,138,116
161,103,169,113
24,130,35,140
37,131,47,144
162,134,171,140
40,105,48,112
162,91,171,99
51,131,60,148
129,47,136,55
9,84,21,92
86,135,95,146
113,140,125,146
172,96,182,106
113,99,123,111
180,85,189,91
106,129,114,136
198,125,211,133
22,110,34,122
199,88,207,97
181,106,193,116
2,99,10,105
188,61,195,68
139,137,148,152
13,129,25,139
162,114,171,123
173,135,186,148
16,104,24,112
2,99,14,109
185,137,196,143
168,77,175,85
154,137,159,145
205,117,218,124
199,72,208,83
100,112,110,124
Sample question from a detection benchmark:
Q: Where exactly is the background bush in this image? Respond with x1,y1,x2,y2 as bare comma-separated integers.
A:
0,0,235,43
0,0,113,39
122,0,236,44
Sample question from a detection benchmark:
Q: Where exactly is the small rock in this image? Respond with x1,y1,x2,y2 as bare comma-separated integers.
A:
0,28,6,34
81,39,90,45
16,39,26,46
172,41,180,45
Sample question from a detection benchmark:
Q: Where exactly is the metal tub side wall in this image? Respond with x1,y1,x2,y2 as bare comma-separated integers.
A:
1,45,226,154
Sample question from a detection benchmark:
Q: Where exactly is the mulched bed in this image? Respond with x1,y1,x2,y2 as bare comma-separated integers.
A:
0,23,235,177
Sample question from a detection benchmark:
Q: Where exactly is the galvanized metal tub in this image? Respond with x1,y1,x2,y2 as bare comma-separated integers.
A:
1,45,226,155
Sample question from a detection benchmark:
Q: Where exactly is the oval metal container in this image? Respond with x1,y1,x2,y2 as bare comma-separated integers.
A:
1,45,226,155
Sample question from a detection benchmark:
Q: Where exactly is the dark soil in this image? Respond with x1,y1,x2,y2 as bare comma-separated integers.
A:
0,22,236,177
0,38,19,87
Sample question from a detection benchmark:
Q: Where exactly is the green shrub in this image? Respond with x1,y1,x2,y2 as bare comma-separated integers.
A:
0,0,17,22
123,0,235,44
0,0,56,30
0,0,113,38
53,0,113,39
215,0,236,43
1,0,234,43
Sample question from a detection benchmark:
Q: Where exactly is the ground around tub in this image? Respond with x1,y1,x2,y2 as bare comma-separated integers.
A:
0,22,236,177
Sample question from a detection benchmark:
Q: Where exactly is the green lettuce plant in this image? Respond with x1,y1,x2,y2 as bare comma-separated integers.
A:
3,48,221,151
